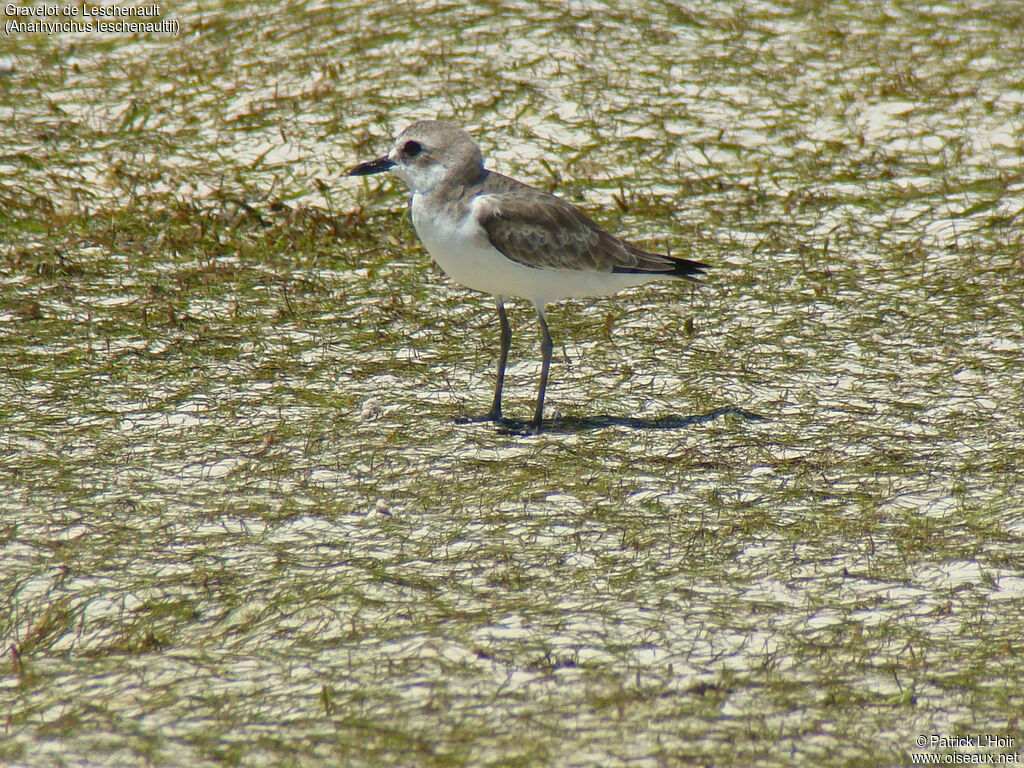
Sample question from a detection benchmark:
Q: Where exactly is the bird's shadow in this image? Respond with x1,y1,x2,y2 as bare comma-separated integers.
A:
458,406,767,435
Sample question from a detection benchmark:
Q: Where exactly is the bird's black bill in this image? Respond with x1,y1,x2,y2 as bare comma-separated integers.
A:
347,156,395,176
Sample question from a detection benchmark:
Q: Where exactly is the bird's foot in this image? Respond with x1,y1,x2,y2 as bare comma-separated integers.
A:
455,409,507,425
454,411,545,434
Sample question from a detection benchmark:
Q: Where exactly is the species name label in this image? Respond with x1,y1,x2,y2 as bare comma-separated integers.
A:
4,4,179,37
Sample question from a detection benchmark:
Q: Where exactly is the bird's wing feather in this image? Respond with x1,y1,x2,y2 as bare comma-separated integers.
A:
477,196,606,271
473,172,708,280
474,173,679,273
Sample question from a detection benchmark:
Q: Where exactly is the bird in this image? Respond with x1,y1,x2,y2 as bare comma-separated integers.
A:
348,120,708,429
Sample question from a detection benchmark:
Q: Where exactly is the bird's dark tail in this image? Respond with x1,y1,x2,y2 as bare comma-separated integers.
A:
613,243,709,281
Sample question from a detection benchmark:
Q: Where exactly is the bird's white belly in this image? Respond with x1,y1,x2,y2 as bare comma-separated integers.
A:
410,195,652,306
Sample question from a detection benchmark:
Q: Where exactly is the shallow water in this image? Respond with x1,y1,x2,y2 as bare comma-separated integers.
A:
2,1,1024,766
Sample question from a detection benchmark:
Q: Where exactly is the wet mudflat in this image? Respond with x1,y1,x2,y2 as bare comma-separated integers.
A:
2,1,1023,766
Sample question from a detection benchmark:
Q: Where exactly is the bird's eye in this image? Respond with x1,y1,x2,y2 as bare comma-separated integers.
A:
402,140,422,157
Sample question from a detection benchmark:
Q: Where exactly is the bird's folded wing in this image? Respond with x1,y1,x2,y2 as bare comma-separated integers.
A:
476,190,676,274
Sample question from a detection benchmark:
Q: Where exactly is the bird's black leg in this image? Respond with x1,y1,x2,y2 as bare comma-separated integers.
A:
532,304,552,429
486,296,511,421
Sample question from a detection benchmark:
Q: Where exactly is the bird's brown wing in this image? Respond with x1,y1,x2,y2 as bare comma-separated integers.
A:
476,174,704,278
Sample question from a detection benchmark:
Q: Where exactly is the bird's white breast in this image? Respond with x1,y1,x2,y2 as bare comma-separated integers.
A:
411,193,531,297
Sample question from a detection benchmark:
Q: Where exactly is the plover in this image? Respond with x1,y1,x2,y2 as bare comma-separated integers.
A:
349,120,708,429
